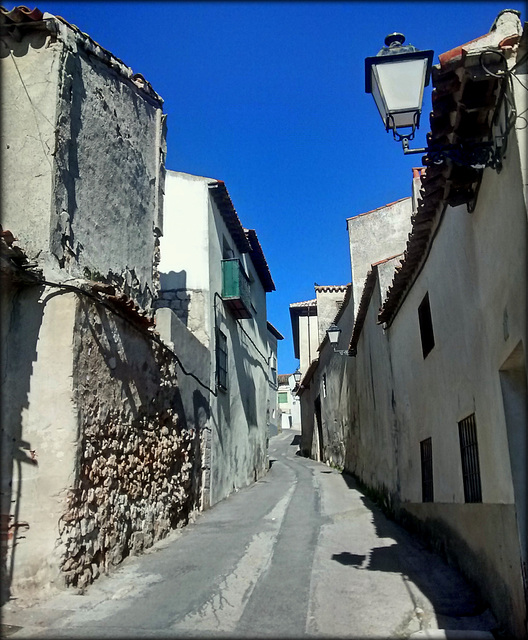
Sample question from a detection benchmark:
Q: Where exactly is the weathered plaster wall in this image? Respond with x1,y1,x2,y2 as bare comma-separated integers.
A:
1,288,79,603
386,141,527,636
344,281,398,500
307,126,526,636
1,287,202,603
314,297,356,470
315,289,347,344
347,197,412,318
52,32,166,310
158,172,271,508
155,307,212,510
298,313,319,373
266,330,280,437
0,22,166,310
0,29,60,261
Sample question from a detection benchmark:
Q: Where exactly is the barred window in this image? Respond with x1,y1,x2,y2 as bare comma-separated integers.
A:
458,414,482,503
216,330,228,391
420,437,434,502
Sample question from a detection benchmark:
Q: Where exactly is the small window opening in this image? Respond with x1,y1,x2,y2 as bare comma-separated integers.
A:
418,293,435,358
458,413,482,503
216,329,228,391
420,437,434,502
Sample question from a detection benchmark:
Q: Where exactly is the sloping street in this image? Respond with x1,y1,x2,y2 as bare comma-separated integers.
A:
2,429,497,639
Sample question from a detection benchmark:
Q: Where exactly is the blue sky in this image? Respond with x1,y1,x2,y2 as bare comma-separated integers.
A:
9,1,524,373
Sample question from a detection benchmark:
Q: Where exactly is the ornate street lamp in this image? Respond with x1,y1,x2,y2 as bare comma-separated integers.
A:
365,33,506,168
326,323,352,356
293,368,302,384
365,33,434,146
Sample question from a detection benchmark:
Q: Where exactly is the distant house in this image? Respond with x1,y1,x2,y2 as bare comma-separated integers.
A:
156,171,277,507
276,373,301,432
296,10,527,638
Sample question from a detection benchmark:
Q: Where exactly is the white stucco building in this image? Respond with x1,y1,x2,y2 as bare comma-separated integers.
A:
156,171,277,507
296,10,527,638
276,373,301,432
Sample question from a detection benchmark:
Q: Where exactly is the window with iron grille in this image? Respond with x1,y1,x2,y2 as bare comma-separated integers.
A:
216,329,228,391
418,292,435,358
420,437,434,502
458,414,482,503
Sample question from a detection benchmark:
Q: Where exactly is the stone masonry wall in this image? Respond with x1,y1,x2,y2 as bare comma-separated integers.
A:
58,295,202,591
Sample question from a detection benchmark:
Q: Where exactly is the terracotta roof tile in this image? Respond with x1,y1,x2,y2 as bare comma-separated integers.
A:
246,229,275,292
314,284,349,293
1,5,163,105
290,299,317,309
208,181,251,254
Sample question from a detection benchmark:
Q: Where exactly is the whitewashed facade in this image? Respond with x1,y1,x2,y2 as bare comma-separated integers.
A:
296,10,527,637
157,171,276,506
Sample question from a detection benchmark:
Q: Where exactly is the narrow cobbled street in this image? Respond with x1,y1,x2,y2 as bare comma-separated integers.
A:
2,429,498,639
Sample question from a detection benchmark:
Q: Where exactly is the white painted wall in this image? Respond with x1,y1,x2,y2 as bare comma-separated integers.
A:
158,172,271,507
302,132,527,636
298,313,319,373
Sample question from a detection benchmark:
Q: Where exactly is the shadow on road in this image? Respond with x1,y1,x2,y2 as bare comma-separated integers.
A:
290,435,301,446
332,471,496,627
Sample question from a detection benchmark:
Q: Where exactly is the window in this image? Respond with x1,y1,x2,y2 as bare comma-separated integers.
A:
270,356,277,386
458,413,482,503
420,437,434,502
418,292,435,358
322,373,327,398
278,392,288,404
216,330,228,391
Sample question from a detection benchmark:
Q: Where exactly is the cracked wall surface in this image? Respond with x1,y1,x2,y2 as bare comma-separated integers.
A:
1,23,166,310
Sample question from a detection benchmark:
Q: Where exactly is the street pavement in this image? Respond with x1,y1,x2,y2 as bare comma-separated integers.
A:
1,429,498,639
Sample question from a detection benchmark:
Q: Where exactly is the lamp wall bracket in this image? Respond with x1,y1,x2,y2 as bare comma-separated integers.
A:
399,135,504,170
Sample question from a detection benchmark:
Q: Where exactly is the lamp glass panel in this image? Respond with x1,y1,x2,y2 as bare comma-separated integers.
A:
327,327,341,345
371,57,428,129
376,57,428,110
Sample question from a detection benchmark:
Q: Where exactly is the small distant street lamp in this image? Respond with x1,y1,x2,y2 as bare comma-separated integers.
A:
365,33,504,168
326,323,352,356
293,368,302,384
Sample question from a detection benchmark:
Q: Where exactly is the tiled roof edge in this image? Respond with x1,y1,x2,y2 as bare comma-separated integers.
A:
246,229,275,293
208,181,251,254
0,6,163,106
347,197,411,222
267,321,284,340
349,267,378,355
314,284,349,292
